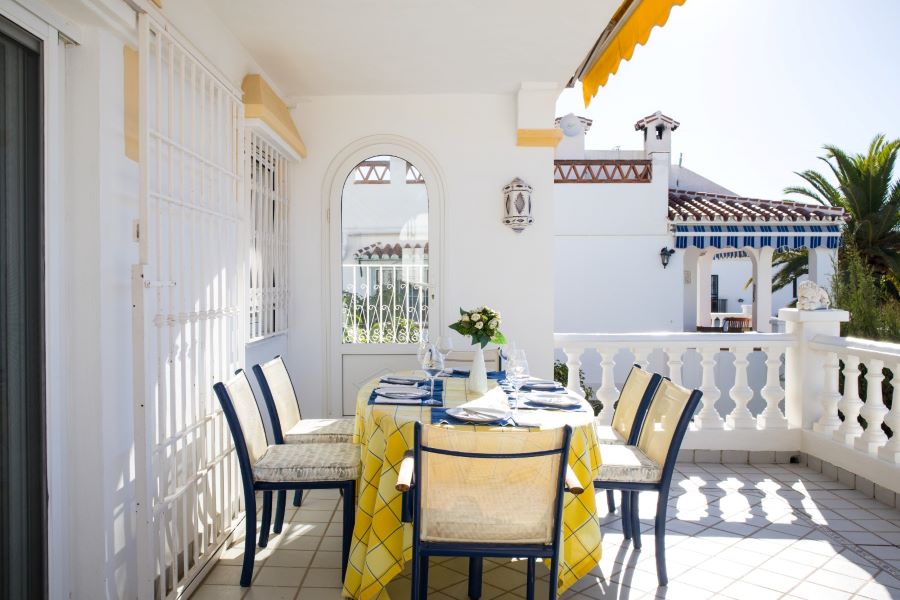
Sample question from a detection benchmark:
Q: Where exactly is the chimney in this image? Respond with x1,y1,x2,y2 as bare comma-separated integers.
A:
554,113,593,159
634,111,679,157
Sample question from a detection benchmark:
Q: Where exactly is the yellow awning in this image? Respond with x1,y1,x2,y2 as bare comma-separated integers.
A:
581,0,686,107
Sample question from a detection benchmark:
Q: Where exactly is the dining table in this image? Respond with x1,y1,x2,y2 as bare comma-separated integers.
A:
341,370,603,600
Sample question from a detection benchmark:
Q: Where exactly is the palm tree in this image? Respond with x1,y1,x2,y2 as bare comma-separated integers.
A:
772,134,900,292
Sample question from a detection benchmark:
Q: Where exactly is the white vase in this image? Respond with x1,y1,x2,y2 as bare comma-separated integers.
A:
468,345,489,394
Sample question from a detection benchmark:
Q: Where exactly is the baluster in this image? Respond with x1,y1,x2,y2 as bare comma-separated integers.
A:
855,358,888,454
812,351,842,434
563,347,584,398
726,345,756,429
759,345,788,430
833,354,864,445
878,361,900,463
664,347,683,386
631,346,650,370
596,347,619,426
695,346,724,429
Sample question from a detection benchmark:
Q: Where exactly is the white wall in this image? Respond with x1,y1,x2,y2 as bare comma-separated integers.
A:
554,156,683,333
288,94,557,417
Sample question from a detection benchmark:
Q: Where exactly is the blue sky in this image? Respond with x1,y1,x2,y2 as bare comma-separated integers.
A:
556,0,900,201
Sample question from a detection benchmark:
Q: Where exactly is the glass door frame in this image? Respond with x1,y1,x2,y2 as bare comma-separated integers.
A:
324,136,445,417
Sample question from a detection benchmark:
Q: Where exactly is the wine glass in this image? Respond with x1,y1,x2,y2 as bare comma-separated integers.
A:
420,343,444,401
505,349,530,413
435,335,453,373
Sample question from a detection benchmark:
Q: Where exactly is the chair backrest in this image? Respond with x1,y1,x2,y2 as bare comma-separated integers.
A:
636,379,703,483
611,365,662,444
723,317,751,332
444,348,501,371
413,423,572,546
252,356,302,444
213,370,269,466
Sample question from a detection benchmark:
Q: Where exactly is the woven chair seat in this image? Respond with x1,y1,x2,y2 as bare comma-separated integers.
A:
596,444,661,483
284,417,354,444
253,442,360,483
594,423,625,445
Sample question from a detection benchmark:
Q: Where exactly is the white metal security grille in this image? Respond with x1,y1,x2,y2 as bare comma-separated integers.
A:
248,134,289,339
133,14,245,599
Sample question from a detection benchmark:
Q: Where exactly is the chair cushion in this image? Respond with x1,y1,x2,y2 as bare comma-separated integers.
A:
596,444,661,483
594,423,625,445
284,417,354,444
253,442,360,483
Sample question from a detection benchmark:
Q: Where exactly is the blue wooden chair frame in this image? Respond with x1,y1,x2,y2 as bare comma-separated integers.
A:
400,423,578,600
603,366,664,521
214,372,357,587
593,387,702,586
252,357,304,532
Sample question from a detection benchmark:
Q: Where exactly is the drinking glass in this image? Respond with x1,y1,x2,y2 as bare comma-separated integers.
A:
420,343,444,400
505,349,529,413
435,335,453,372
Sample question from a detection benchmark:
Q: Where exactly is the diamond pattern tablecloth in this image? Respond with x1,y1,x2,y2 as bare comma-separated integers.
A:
343,373,602,599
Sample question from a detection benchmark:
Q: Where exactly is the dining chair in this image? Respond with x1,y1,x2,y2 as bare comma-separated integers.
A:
214,371,359,587
592,379,702,586
396,423,584,600
594,365,663,519
253,355,355,517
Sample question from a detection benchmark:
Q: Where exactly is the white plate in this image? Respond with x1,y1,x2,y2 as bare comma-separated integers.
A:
374,386,430,399
524,393,582,409
381,376,425,386
445,407,510,423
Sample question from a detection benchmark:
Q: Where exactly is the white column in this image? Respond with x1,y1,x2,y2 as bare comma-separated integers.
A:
808,247,838,294
695,251,713,329
812,351,842,434
759,345,788,429
595,347,619,426
695,346,724,429
752,247,774,332
834,355,865,445
726,345,756,429
665,346,684,386
682,248,701,331
779,307,850,429
855,359,889,454
879,360,900,463
563,346,585,397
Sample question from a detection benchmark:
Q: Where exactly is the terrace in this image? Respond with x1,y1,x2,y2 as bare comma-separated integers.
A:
3,0,899,599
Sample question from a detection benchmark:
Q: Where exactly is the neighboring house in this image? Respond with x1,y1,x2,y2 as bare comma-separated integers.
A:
553,111,845,334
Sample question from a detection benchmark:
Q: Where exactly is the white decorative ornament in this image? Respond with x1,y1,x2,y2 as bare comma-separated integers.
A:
502,177,534,233
797,280,831,310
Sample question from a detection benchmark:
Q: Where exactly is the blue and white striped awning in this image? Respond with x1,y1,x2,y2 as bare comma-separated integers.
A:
673,224,842,251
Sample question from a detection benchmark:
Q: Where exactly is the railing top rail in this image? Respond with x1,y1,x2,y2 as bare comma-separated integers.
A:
554,331,794,348
810,334,900,363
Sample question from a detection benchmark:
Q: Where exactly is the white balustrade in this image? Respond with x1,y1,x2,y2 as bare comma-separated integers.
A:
562,346,584,397
856,358,888,454
812,351,842,434
553,332,791,434
879,360,900,463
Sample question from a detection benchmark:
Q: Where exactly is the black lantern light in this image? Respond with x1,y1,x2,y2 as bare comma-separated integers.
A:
660,247,675,268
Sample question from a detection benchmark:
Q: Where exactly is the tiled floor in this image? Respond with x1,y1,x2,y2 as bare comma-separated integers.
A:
194,463,900,599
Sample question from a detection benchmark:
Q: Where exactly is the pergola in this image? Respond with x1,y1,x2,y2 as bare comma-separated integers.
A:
672,189,846,332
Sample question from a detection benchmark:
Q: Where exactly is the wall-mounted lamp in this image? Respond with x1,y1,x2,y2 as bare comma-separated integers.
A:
502,177,534,233
660,247,675,268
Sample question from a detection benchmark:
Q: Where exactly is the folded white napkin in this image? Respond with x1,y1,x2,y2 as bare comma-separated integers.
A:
456,387,510,419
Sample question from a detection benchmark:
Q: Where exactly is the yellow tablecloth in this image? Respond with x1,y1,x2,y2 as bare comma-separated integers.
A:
342,373,603,599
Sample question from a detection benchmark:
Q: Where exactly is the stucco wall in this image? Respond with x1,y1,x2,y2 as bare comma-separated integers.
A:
288,94,557,417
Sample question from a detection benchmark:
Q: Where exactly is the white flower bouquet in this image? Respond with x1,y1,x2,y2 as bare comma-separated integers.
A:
448,306,506,348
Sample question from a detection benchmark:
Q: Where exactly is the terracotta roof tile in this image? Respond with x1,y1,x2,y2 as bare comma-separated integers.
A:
668,189,845,223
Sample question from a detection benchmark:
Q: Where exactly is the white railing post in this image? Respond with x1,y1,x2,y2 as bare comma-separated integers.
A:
855,358,888,454
726,345,756,429
812,351,841,434
779,308,849,429
631,346,650,370
759,345,788,429
563,346,585,398
664,346,683,386
696,346,725,429
834,355,864,445
879,360,900,463
596,347,619,426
